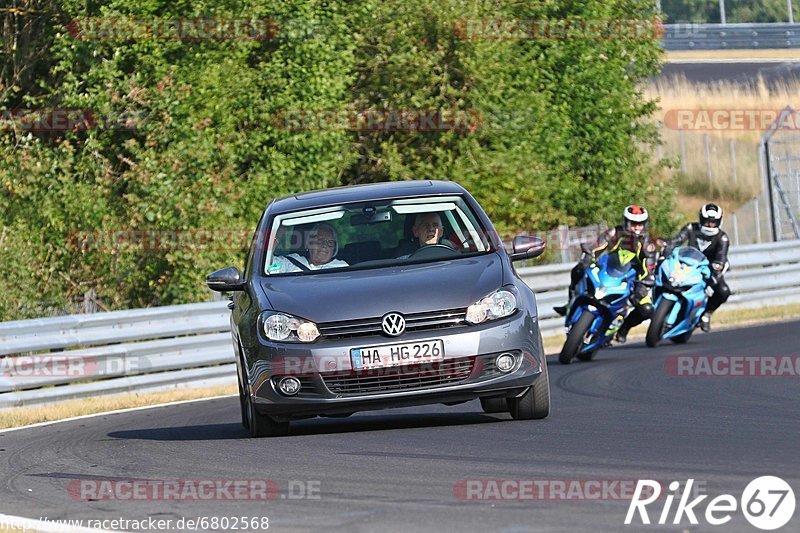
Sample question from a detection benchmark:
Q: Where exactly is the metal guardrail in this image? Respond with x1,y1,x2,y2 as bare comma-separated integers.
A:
663,23,800,50
1,240,798,409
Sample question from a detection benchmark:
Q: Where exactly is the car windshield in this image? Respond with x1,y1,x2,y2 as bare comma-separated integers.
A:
263,195,492,275
677,246,707,263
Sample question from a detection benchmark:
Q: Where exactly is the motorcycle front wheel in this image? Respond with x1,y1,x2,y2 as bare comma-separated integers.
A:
646,298,675,348
559,312,596,364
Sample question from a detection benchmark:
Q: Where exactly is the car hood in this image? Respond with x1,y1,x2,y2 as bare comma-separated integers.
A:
259,253,504,323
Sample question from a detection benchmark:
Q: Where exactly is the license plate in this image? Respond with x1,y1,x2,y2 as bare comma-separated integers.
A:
351,340,445,371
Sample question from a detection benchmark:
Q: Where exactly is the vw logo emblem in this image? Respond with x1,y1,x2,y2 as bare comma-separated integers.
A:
381,312,406,337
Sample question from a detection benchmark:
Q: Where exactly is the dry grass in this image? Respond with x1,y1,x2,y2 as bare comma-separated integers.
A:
0,384,237,430
645,76,800,216
543,302,800,355
666,49,800,60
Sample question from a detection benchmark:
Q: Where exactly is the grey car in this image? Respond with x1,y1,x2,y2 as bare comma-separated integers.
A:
207,180,550,437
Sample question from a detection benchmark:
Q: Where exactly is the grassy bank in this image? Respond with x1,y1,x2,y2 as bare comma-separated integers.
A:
644,77,799,222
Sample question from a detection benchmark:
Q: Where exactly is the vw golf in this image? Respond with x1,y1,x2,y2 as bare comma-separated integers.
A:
207,180,550,437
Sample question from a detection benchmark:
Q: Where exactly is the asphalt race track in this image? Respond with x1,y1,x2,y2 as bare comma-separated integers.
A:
0,320,798,532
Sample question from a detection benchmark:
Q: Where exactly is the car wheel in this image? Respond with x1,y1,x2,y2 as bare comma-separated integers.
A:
480,397,508,414
245,394,290,438
238,369,250,430
507,359,550,420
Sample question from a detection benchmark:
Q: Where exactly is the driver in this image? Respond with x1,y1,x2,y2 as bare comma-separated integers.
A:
397,212,449,259
268,223,349,273
413,212,444,247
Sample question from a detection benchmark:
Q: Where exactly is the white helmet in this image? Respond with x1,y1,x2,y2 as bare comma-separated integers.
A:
622,205,649,235
699,203,723,236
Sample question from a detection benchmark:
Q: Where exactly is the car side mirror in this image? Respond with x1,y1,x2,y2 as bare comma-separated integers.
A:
509,236,546,262
206,266,245,292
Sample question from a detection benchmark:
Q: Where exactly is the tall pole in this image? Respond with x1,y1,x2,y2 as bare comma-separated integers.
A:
764,141,778,241
720,0,727,24
789,0,795,24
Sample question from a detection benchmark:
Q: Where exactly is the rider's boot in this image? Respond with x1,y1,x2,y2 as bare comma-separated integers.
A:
554,288,574,317
699,312,712,332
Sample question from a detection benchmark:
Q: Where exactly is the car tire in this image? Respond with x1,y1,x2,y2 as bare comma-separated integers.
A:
235,345,250,430
559,312,595,365
480,397,508,414
238,368,250,430
246,394,290,438
507,359,550,420
646,299,674,348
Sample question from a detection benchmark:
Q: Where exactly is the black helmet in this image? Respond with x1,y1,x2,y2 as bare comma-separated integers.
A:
699,203,723,236
622,205,649,235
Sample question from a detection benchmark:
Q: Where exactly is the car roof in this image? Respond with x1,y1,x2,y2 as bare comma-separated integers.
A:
269,180,467,213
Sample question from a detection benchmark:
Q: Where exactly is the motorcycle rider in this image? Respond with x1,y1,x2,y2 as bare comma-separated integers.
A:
660,203,730,332
554,205,657,344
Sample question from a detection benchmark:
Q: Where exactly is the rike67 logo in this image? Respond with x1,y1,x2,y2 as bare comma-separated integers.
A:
626,477,795,530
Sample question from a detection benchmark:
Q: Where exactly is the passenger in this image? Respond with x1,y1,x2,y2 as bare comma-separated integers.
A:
268,223,348,273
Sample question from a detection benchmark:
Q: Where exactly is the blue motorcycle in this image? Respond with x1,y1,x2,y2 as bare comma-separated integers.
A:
559,249,639,364
645,246,711,347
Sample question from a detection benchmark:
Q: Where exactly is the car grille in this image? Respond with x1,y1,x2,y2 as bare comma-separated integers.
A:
322,357,475,395
317,308,468,339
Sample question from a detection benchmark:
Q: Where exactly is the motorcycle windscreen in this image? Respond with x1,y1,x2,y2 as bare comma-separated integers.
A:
603,250,636,278
676,246,707,265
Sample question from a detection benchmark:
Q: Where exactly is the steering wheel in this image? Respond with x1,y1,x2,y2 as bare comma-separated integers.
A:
408,244,459,260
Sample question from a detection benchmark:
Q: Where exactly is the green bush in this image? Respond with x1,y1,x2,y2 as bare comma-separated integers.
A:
0,0,674,320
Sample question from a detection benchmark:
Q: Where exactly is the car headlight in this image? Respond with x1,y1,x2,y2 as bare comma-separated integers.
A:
466,289,517,325
262,312,320,342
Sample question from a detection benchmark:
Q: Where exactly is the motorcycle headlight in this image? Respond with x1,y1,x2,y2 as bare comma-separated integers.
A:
262,312,320,342
466,289,517,325
594,286,607,299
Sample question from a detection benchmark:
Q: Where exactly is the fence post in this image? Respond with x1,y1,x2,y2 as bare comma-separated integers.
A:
730,139,737,187
679,128,687,174
732,212,739,246
558,224,570,264
704,133,713,194
754,197,761,243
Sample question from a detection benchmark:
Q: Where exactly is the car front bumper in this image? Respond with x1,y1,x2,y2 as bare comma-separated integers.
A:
245,310,545,419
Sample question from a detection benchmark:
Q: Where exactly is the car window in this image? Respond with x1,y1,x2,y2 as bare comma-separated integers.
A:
263,196,491,275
